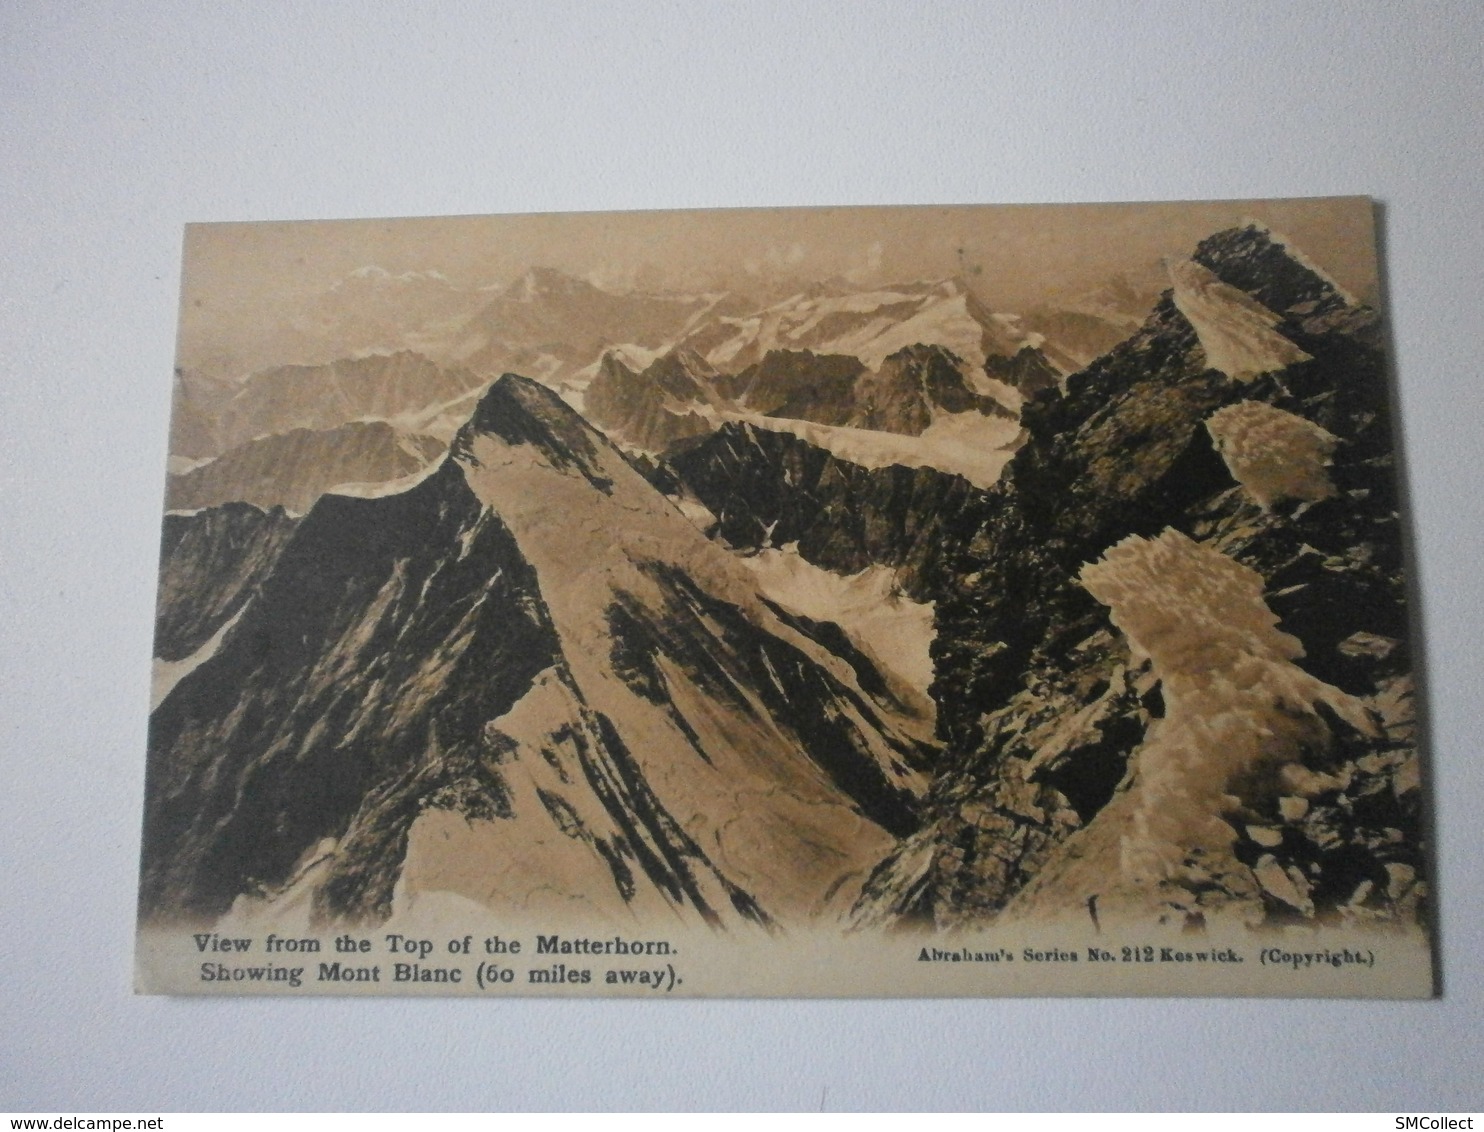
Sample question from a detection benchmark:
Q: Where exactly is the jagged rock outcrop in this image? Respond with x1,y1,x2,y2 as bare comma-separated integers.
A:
664,421,996,603
850,344,1014,435
850,224,1420,932
983,345,1061,399
720,348,865,426
153,502,298,662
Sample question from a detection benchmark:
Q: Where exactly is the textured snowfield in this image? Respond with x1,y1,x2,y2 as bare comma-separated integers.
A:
1007,529,1377,926
736,546,937,708
1167,257,1311,381
728,409,1021,491
1205,400,1338,509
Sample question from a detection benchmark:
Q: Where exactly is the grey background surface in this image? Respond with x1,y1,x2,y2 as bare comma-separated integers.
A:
2,1,1481,1112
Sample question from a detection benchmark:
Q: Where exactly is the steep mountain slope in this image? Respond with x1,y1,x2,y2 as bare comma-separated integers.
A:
849,225,1419,932
142,376,931,930
153,502,298,662
142,458,561,923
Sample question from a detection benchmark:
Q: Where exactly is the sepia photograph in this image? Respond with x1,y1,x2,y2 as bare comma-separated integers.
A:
136,197,1430,997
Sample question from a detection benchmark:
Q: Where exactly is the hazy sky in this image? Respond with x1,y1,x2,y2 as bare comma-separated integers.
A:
177,197,1378,374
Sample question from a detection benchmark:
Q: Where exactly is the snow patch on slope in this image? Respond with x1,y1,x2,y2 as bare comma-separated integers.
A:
151,602,250,709
737,546,937,705
1205,401,1338,509
1167,258,1311,381
327,459,447,502
728,410,1020,491
167,455,214,476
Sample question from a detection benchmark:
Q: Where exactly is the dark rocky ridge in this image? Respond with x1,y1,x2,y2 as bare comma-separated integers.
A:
166,421,445,514
849,225,1421,930
983,345,1061,398
154,502,298,661
141,460,558,921
582,347,719,453
656,345,1021,597
664,421,995,604
720,348,865,426
851,344,1015,435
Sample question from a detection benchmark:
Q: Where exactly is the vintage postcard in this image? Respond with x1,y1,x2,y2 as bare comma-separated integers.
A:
137,198,1431,996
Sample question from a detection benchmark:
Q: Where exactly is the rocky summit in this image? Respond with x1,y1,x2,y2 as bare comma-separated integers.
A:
847,225,1420,932
143,374,931,929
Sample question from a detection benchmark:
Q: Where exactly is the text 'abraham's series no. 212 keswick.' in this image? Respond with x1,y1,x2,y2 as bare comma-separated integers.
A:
138,198,1431,996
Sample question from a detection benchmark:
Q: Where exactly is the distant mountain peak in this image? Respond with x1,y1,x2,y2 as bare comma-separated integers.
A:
597,349,640,376
652,344,719,381
505,265,595,303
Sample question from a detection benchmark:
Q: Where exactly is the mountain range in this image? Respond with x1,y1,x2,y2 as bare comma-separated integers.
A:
145,222,1423,940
